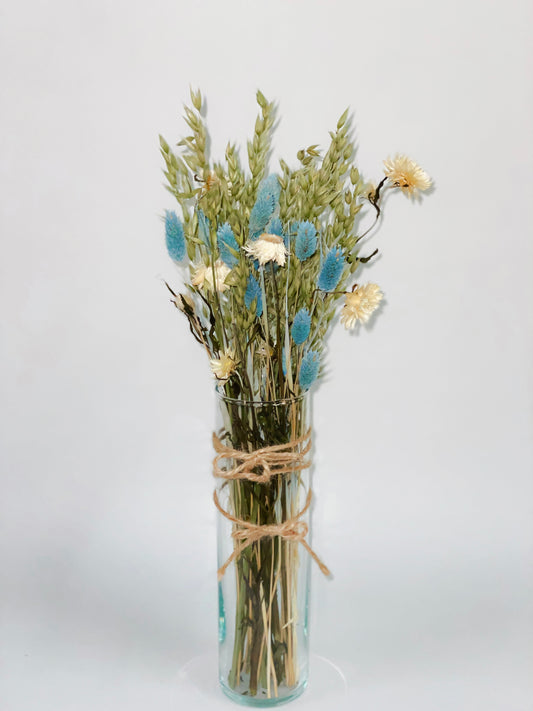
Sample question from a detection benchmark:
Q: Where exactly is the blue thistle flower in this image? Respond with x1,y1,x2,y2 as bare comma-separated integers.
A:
299,349,320,391
317,247,345,291
244,274,263,317
197,209,211,248
248,175,281,239
294,221,318,261
217,223,239,268
291,308,311,345
165,210,186,262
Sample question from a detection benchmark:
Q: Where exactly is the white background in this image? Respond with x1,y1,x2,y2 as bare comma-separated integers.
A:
1,1,532,709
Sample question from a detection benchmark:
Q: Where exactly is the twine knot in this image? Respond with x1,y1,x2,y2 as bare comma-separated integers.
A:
212,429,312,483
212,429,330,580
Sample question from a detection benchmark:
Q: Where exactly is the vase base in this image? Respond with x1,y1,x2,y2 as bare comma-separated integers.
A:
220,680,307,707
177,653,347,707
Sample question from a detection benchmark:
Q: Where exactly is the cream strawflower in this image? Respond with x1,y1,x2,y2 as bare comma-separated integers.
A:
383,154,431,198
192,260,232,292
210,350,237,382
340,283,383,329
244,233,288,267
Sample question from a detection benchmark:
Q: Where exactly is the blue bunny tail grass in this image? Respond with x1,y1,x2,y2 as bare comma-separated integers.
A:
266,216,284,236
217,223,239,267
248,175,281,239
197,209,211,248
165,210,186,262
282,345,287,376
244,274,263,317
257,174,281,204
294,221,318,261
299,349,320,391
291,308,311,345
266,216,289,248
249,194,276,239
317,247,345,291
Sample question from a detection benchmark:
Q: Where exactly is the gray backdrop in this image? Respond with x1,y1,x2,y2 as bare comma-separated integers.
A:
1,0,532,709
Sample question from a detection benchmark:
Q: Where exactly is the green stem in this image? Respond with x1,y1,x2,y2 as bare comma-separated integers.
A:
270,262,284,396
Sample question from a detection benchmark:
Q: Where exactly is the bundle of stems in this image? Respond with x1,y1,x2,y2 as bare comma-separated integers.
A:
217,395,309,698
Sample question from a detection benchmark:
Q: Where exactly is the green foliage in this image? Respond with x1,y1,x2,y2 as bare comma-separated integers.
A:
244,91,275,207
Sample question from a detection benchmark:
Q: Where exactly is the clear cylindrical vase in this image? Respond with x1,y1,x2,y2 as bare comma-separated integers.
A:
215,392,312,706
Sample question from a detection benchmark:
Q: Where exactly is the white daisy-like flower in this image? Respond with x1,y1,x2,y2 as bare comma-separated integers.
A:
210,350,237,382
192,260,232,292
244,233,288,267
340,283,383,329
383,154,432,198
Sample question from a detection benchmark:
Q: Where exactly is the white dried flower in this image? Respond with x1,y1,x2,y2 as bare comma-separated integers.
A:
171,292,195,312
364,181,377,201
340,284,383,329
192,260,232,292
383,154,432,198
210,350,237,382
244,233,288,267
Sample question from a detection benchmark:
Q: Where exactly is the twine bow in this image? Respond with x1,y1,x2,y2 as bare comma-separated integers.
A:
212,429,331,580
213,488,331,580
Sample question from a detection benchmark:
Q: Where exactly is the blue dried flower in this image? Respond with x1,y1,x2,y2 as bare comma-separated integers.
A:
267,216,289,248
317,247,345,291
197,209,211,248
291,308,311,345
217,223,239,268
282,345,288,376
248,175,281,239
165,210,185,262
258,174,281,204
249,195,275,239
294,221,317,261
244,274,263,317
299,349,320,391
267,216,283,237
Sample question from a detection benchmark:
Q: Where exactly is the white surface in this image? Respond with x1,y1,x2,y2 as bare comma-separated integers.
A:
1,0,532,709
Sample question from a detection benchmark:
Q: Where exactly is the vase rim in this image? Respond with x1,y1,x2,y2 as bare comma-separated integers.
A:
215,387,308,407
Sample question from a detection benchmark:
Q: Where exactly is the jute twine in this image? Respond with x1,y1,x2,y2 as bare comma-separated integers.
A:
212,429,330,580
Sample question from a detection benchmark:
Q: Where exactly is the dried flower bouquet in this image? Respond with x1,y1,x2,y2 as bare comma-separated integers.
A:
160,89,430,704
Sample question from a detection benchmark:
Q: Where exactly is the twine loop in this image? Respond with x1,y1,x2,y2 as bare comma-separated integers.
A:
212,429,330,580
212,429,312,483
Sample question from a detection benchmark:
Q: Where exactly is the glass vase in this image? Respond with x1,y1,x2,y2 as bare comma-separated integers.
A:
214,391,313,706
